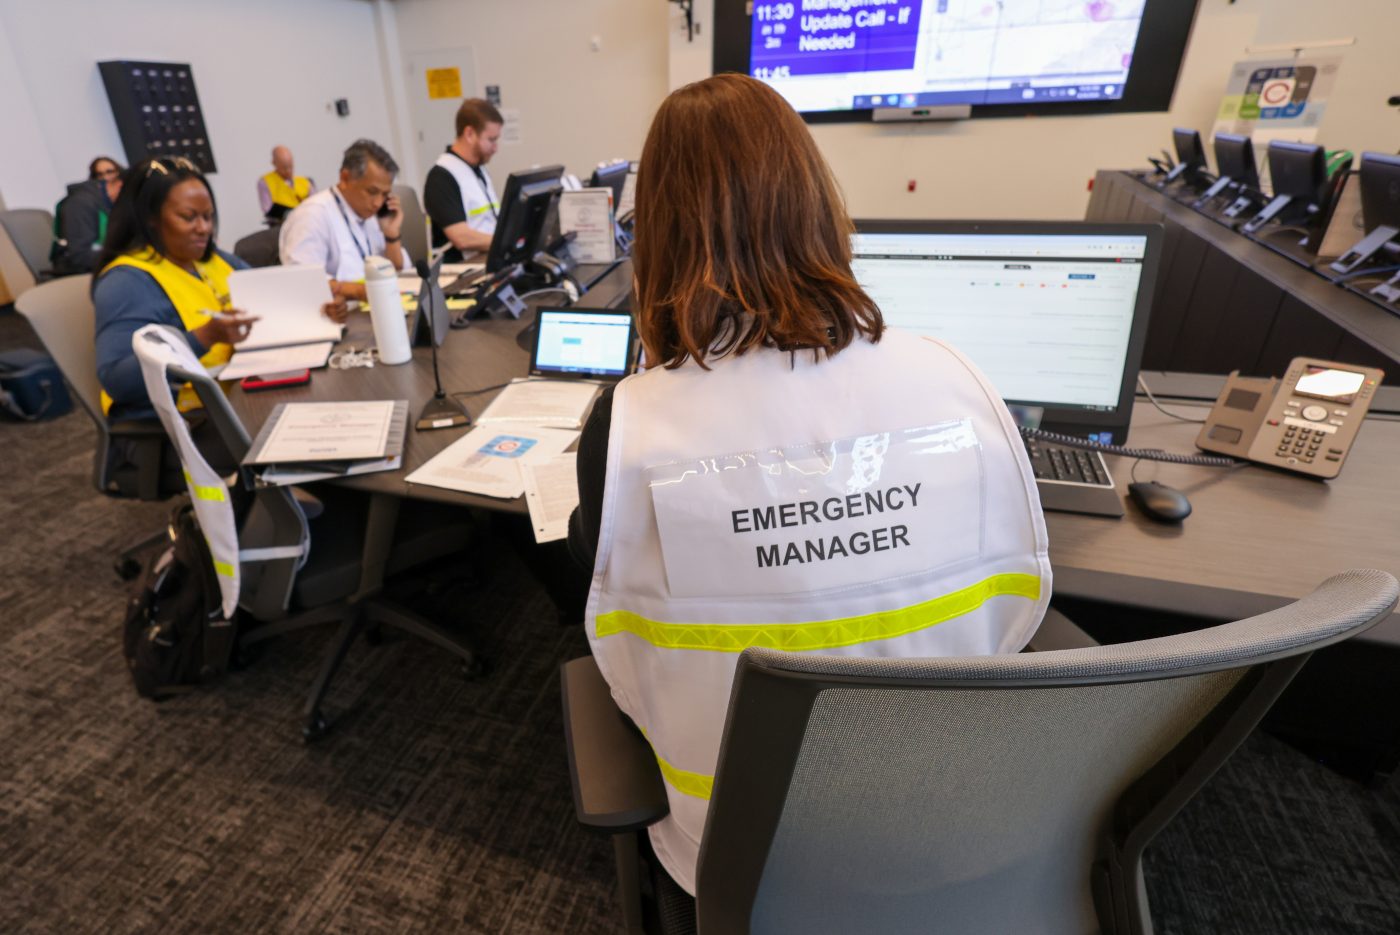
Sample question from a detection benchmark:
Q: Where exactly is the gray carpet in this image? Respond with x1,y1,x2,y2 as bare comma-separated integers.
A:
1,307,1398,933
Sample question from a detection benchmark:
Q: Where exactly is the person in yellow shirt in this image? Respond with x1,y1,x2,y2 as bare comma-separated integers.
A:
257,145,315,223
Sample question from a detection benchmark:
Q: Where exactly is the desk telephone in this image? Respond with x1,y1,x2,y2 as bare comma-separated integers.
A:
1196,357,1383,479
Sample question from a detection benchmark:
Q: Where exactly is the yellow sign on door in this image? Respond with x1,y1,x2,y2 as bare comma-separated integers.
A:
425,67,462,100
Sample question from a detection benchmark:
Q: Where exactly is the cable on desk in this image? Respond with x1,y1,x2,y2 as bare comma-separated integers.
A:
1020,426,1237,467
1137,374,1207,424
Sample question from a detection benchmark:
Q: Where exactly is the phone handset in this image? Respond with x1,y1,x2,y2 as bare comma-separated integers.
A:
1196,357,1384,479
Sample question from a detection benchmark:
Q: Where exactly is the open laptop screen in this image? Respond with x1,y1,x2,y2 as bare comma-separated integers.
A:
851,222,1159,435
531,308,636,381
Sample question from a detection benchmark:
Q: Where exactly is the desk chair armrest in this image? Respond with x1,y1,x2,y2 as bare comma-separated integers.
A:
560,656,669,833
105,419,170,501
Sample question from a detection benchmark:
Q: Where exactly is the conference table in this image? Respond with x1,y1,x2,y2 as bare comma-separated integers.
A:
225,260,1400,644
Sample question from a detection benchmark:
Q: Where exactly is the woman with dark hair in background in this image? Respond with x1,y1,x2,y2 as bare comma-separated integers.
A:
573,74,1052,897
50,156,125,275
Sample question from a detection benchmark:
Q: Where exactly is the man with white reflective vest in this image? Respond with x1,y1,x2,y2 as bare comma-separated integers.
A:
568,74,1051,898
423,97,503,263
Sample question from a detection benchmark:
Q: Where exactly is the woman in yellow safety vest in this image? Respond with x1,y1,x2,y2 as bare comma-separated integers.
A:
92,157,341,486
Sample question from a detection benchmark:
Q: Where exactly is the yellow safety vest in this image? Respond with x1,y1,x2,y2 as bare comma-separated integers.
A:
263,171,311,210
100,249,236,414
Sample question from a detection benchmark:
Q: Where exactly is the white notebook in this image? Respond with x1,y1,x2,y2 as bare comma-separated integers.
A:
227,264,344,351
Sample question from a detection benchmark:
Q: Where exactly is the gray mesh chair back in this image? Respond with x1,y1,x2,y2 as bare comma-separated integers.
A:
13,274,133,494
0,208,55,282
694,570,1399,935
394,185,429,266
14,275,100,420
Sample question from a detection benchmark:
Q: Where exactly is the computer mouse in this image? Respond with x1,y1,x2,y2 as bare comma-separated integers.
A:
1127,481,1192,523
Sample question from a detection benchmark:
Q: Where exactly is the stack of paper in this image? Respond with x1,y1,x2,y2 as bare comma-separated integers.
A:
476,378,599,430
227,265,344,351
406,422,577,500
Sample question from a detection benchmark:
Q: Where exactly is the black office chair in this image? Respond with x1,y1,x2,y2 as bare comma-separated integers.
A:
232,227,282,268
562,570,1399,934
14,275,175,576
163,354,482,741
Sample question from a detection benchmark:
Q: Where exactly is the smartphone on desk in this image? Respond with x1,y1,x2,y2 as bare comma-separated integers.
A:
241,369,311,392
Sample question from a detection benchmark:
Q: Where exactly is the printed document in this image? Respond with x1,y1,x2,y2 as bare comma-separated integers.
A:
406,422,577,499
219,342,334,381
228,264,343,350
558,188,616,264
521,453,579,543
252,400,396,463
477,378,598,430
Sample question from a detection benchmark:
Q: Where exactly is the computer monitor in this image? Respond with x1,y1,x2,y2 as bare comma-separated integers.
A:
588,161,630,207
1161,128,1207,188
1243,141,1328,234
1197,133,1263,213
1329,152,1400,274
849,221,1162,443
485,164,565,273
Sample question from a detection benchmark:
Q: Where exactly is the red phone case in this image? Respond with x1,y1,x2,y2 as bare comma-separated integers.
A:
240,370,311,392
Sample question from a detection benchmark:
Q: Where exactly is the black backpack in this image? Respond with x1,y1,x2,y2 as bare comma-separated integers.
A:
0,348,73,422
122,504,237,699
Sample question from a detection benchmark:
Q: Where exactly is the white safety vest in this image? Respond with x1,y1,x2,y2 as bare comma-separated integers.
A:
132,324,307,620
434,152,499,233
585,327,1052,896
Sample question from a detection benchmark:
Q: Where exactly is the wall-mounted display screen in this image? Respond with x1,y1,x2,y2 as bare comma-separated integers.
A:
714,0,1201,123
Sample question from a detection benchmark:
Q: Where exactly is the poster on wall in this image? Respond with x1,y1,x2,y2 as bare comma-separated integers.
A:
1210,57,1343,193
1211,57,1343,147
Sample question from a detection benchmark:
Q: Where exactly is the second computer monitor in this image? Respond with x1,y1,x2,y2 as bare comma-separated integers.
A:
589,161,630,207
1267,141,1329,205
1213,133,1260,191
485,164,565,272
849,221,1161,441
1359,152,1400,231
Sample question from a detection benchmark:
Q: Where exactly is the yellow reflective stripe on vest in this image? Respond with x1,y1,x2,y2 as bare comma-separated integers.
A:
468,202,499,218
182,470,226,502
639,728,714,800
213,559,236,578
595,573,1040,653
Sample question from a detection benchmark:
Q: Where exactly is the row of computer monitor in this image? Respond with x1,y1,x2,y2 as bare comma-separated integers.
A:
479,160,632,274
1158,129,1400,280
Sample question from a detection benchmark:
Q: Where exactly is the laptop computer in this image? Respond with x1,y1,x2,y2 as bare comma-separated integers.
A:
530,307,638,383
850,220,1163,517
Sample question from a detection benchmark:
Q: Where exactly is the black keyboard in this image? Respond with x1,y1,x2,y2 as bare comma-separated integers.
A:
1024,438,1113,488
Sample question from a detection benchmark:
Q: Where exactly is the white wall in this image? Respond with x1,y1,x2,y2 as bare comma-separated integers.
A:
670,0,1400,220
0,0,398,242
386,0,669,189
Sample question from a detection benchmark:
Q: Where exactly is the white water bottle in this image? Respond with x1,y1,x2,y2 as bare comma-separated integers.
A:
364,256,412,365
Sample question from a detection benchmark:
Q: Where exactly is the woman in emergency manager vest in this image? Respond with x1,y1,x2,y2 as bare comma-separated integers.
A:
572,74,1052,897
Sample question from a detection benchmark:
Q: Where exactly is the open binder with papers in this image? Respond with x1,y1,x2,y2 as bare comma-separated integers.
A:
243,399,409,485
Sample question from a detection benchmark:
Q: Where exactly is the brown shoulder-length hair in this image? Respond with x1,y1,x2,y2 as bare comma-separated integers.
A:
633,73,882,369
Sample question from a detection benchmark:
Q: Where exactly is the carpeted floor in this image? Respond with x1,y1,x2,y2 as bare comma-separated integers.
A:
1,307,1398,933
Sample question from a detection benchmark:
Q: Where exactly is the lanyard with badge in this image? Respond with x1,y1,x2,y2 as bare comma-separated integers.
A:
331,187,372,260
